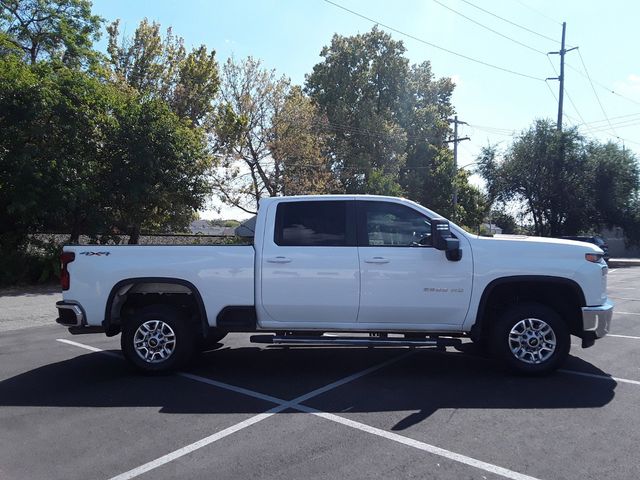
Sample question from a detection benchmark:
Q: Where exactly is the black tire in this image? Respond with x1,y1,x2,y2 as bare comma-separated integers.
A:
198,331,227,352
492,302,570,375
121,305,195,373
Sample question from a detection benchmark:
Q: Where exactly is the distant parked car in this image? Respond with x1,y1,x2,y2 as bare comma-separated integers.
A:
562,236,609,261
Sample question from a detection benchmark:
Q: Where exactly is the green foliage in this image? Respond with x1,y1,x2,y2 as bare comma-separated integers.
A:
305,27,408,194
0,0,102,66
0,55,213,258
106,18,219,125
453,169,489,230
488,209,520,235
273,86,337,196
0,56,119,247
477,119,640,237
102,95,212,243
305,27,481,226
212,58,295,212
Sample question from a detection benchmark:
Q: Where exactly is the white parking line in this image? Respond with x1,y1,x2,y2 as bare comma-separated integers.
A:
57,338,114,354
57,339,544,480
616,311,640,316
109,410,280,480
300,407,540,480
607,333,640,340
559,369,640,386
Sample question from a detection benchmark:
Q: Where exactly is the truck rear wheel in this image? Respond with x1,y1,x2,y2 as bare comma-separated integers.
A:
492,302,569,375
121,305,195,373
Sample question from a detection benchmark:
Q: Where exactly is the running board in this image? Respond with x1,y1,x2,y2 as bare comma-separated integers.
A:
249,334,462,348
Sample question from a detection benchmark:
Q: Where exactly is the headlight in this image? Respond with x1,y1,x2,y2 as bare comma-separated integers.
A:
585,253,604,263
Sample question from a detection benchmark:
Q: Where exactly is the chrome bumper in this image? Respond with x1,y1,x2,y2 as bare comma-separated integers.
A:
56,301,85,327
582,299,613,339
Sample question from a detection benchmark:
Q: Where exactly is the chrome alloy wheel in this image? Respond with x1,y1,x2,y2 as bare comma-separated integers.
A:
133,320,177,363
508,318,557,364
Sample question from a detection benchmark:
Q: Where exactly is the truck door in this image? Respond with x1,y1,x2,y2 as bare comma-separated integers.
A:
356,200,473,328
259,199,360,326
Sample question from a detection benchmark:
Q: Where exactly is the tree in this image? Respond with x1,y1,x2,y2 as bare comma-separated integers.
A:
585,141,639,230
305,27,484,225
487,209,520,235
477,119,639,237
305,27,408,194
0,55,213,250
271,87,337,196
0,0,101,66
453,169,489,230
102,96,212,243
210,57,290,214
400,62,457,216
106,18,219,125
0,56,114,251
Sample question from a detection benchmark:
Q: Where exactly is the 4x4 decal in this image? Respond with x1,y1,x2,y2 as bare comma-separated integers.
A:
79,251,111,256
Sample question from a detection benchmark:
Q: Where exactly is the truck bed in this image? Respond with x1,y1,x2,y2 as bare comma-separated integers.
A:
64,245,255,327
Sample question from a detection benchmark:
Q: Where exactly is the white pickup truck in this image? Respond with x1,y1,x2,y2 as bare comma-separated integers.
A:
56,195,613,375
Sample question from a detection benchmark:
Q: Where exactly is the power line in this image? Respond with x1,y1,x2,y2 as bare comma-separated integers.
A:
586,118,640,134
459,0,559,44
513,0,562,26
576,49,617,136
565,63,640,107
322,0,545,81
432,0,546,55
544,78,558,102
579,112,640,127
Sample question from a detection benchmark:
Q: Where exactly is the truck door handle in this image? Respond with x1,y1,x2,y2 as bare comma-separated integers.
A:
364,257,390,264
267,256,292,264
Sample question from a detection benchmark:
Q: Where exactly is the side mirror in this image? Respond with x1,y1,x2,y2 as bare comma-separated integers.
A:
431,218,462,261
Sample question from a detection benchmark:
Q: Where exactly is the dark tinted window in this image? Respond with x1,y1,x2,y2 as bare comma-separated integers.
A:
275,201,350,246
360,202,431,247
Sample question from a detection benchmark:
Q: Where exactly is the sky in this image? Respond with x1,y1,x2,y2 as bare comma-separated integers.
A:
92,0,640,220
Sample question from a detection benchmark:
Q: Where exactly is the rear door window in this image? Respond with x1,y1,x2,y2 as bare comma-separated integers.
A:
274,201,355,246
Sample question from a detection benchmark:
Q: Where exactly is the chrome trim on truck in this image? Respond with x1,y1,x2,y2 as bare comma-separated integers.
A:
56,301,84,327
582,299,613,338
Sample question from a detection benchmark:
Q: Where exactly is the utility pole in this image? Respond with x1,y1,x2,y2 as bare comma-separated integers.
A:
547,22,578,131
446,115,470,220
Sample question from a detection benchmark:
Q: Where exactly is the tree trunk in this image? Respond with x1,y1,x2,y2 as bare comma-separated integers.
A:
128,225,141,245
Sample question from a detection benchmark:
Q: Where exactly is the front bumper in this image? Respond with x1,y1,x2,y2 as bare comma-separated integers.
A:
581,299,613,347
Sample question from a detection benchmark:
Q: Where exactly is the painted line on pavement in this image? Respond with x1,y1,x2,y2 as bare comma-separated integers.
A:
299,406,541,480
559,369,640,386
616,311,640,316
57,338,120,356
57,338,543,480
109,410,280,480
57,339,414,479
607,333,640,340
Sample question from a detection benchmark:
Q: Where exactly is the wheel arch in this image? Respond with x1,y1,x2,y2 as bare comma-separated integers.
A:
103,277,209,337
472,275,586,341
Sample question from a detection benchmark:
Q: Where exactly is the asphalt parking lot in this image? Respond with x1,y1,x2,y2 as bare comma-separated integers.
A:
1,268,639,480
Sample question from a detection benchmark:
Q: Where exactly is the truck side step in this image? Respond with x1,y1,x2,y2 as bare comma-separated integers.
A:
249,334,462,348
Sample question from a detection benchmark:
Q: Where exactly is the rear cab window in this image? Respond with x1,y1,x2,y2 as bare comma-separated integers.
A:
274,200,356,246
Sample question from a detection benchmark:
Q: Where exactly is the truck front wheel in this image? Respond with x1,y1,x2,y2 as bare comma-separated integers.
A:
492,302,570,375
121,305,195,373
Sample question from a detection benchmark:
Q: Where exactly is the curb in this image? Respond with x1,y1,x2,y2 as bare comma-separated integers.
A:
608,259,640,268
